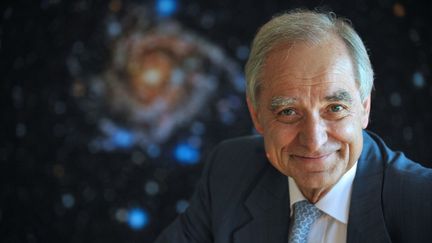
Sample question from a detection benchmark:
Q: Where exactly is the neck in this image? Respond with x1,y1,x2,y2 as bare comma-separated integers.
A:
300,186,331,203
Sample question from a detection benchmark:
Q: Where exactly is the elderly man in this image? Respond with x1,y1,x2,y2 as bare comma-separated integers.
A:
155,9,432,243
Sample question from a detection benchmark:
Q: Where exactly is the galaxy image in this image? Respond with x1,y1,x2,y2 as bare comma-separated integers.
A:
2,0,432,242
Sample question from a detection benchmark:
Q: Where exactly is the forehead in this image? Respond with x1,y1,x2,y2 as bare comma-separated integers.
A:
260,37,359,99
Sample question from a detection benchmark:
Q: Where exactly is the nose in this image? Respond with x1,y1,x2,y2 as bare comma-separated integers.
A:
298,114,328,152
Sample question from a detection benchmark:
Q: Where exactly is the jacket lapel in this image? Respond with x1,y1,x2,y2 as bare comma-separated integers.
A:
347,131,392,243
233,164,290,243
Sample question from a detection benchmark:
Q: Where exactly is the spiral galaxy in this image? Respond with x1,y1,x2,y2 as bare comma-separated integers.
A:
68,5,245,156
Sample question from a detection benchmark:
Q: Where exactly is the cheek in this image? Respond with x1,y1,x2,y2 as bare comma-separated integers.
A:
262,122,298,168
329,117,364,165
264,122,297,149
330,116,362,143
258,113,283,161
262,125,284,159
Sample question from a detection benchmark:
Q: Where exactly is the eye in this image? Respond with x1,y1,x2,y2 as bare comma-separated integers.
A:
325,104,350,120
278,108,296,116
274,108,301,124
329,104,344,112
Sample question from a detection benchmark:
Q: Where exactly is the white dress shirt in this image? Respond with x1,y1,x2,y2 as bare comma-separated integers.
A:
288,162,358,243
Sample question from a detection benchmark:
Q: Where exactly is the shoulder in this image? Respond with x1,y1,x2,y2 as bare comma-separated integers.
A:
363,131,432,240
154,136,267,243
363,130,432,180
203,135,269,215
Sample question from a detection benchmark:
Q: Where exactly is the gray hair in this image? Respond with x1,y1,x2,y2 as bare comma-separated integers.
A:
245,9,374,108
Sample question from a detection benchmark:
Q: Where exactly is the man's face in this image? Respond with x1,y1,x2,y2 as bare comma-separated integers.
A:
247,37,371,199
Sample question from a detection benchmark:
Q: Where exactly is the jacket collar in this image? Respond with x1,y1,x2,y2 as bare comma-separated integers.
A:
346,131,391,243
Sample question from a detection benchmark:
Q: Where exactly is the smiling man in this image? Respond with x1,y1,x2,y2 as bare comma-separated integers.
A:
155,10,432,243
249,38,369,205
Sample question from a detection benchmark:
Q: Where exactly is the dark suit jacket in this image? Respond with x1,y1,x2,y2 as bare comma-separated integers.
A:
155,131,432,243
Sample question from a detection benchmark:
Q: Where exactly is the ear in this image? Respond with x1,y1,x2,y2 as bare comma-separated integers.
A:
246,97,264,134
361,95,371,129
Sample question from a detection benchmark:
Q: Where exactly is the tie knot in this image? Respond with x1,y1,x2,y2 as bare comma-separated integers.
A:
293,200,322,221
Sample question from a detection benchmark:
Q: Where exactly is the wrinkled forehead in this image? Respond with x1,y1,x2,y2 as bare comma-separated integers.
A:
266,40,353,75
259,38,359,98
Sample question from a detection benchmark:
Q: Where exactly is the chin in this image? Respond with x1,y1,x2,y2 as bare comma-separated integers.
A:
299,172,336,190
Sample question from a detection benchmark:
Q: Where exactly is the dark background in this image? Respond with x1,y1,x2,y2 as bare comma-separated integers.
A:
2,0,432,242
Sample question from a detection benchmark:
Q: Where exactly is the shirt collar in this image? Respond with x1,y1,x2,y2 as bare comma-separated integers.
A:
288,162,358,224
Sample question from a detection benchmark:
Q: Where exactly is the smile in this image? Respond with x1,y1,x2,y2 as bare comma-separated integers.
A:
291,153,332,162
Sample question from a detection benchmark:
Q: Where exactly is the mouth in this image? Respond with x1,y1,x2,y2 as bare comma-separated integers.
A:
291,152,333,162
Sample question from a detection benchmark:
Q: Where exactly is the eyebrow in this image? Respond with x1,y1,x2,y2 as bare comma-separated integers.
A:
269,90,353,110
270,96,297,111
325,90,353,104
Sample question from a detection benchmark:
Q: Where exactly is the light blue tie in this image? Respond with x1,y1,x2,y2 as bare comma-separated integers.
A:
288,200,323,243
